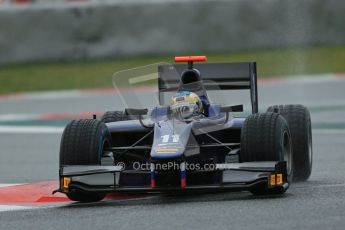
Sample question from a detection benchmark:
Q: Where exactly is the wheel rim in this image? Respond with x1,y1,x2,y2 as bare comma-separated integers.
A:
283,130,293,176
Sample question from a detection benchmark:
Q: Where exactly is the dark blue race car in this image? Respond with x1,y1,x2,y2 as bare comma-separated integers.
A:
55,56,313,202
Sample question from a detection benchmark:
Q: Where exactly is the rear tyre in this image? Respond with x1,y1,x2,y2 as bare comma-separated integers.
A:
240,112,293,195
60,119,111,202
267,104,312,181
101,111,131,123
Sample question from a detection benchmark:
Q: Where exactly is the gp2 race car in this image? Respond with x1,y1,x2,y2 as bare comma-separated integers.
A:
54,56,313,202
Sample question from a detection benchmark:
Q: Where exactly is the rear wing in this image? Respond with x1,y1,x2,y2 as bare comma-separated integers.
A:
158,62,258,113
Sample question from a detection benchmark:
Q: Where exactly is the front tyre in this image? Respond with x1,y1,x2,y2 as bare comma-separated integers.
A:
240,112,293,195
66,190,106,203
60,119,111,202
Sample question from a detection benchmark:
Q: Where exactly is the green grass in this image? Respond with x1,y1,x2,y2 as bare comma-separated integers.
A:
1,46,345,94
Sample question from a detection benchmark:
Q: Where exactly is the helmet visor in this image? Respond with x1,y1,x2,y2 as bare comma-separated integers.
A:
171,102,197,119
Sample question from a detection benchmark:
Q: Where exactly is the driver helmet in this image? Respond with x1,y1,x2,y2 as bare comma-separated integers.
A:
171,91,203,120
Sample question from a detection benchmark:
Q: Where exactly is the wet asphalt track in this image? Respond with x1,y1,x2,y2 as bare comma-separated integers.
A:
0,75,345,230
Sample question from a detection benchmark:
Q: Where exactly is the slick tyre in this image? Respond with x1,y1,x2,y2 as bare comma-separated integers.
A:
240,112,293,195
267,105,312,181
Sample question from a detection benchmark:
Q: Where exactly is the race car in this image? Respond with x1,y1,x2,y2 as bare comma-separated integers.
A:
54,56,313,202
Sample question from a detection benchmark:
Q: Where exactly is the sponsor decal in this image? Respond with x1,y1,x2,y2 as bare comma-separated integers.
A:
154,147,178,153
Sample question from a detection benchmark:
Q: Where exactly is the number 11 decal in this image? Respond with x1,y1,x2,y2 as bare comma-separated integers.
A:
161,135,180,143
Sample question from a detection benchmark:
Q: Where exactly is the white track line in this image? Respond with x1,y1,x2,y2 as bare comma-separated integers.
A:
0,183,23,188
0,205,37,212
0,114,41,121
0,126,63,134
258,73,345,86
313,129,345,134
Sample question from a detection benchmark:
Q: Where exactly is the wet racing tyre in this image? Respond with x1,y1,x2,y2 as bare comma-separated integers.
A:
240,112,293,195
267,104,312,182
60,119,111,202
101,111,132,123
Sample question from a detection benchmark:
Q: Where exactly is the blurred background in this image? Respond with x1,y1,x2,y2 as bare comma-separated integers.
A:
0,1,345,227
0,0,344,93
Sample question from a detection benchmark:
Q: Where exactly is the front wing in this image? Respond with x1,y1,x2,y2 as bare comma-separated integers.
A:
55,161,289,194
